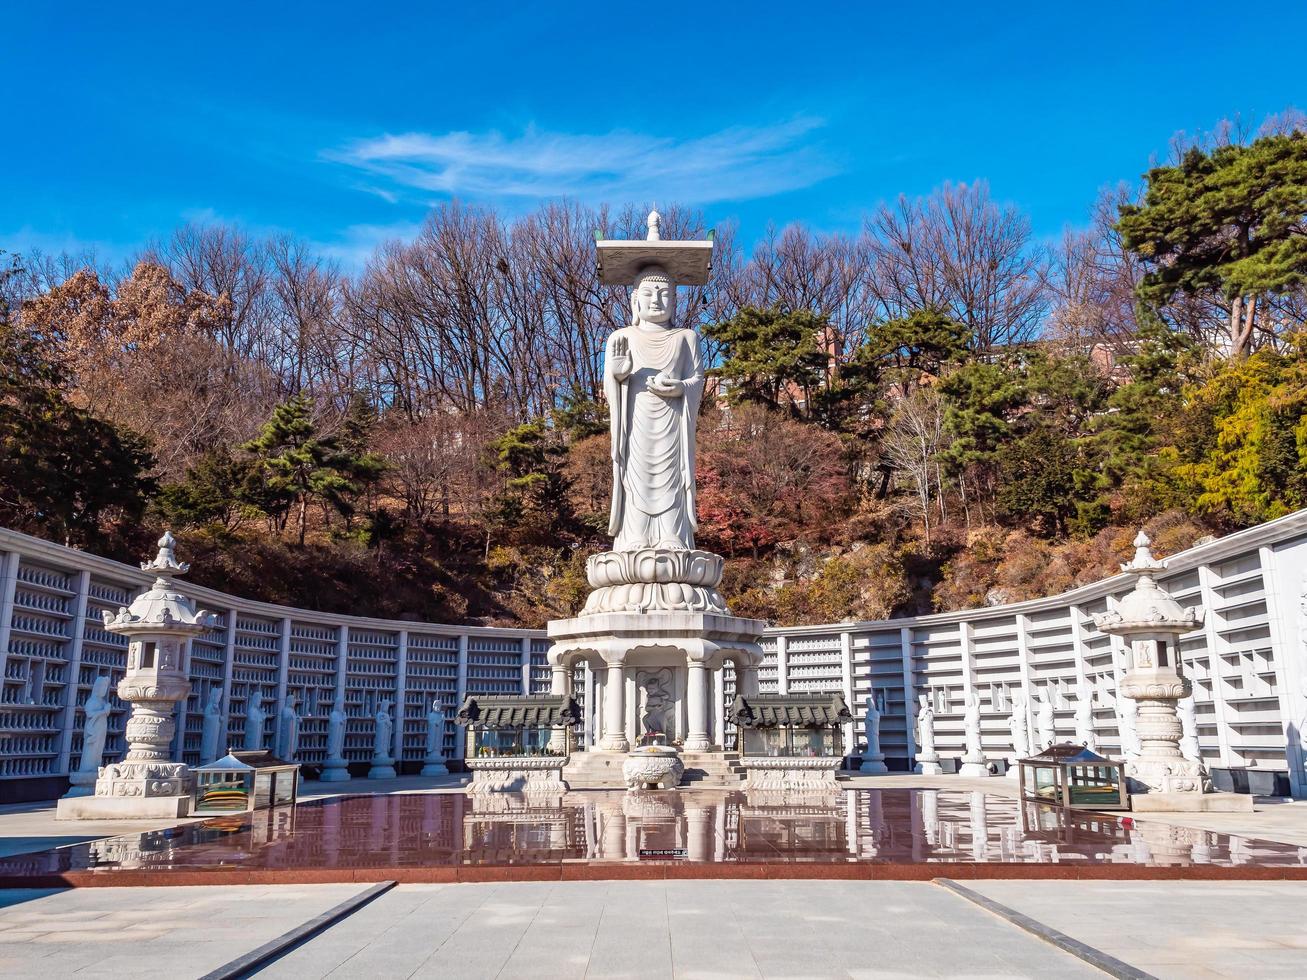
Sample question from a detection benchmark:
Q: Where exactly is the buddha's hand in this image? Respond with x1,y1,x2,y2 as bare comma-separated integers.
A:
610,335,633,380
646,372,684,397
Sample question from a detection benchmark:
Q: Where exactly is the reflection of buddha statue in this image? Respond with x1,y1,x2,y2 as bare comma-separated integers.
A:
605,239,705,552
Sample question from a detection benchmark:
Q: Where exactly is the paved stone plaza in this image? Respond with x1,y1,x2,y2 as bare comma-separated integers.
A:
1,774,1306,976
2,878,1307,978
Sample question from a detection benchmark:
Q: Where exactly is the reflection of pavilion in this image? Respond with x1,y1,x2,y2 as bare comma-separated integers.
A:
7,789,1307,883
86,805,299,871
737,791,850,862
459,791,731,862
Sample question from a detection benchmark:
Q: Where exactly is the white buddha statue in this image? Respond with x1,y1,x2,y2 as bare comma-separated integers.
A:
605,244,705,553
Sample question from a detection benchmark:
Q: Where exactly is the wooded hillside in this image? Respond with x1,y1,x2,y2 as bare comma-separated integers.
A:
3,118,1306,626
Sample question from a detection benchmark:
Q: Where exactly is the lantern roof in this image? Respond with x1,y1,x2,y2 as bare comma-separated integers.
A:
103,530,218,638
1092,531,1203,637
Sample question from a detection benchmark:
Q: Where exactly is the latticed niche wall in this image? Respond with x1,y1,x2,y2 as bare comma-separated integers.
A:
466,637,524,697
228,614,280,752
969,617,1024,754
912,623,964,755
757,636,780,694
180,612,229,764
346,628,399,762
1078,596,1125,755
2,561,77,778
1200,553,1282,770
286,621,339,764
404,632,459,761
784,635,843,694
530,638,551,694
1025,608,1083,745
853,630,908,754
74,577,132,769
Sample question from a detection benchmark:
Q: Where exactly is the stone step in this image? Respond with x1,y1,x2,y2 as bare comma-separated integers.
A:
561,750,748,789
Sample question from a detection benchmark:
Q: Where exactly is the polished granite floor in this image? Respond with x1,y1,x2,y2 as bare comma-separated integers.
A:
2,788,1304,884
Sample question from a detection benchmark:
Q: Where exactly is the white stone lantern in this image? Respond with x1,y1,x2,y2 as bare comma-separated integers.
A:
1093,531,1250,813
57,531,217,820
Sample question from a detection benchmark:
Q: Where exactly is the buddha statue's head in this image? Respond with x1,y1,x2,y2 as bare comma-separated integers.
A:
630,265,675,329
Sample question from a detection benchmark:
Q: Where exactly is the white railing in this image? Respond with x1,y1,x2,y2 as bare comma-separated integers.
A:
2,511,1305,797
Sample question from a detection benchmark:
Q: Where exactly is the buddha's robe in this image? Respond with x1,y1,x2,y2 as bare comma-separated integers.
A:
605,325,704,551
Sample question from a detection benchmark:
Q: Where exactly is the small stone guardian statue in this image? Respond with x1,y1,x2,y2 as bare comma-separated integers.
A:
1074,680,1099,752
243,688,267,751
421,700,449,776
1116,691,1142,759
959,690,989,777
66,675,112,796
914,694,941,775
276,694,301,761
1035,687,1056,750
1178,695,1202,763
1005,695,1030,779
859,689,888,774
369,697,397,779
200,686,224,764
321,700,350,782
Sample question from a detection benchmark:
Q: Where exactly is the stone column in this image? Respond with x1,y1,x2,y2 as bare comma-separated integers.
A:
687,806,711,862
600,663,629,752
712,669,725,749
684,661,710,751
740,665,760,697
549,663,570,753
582,663,595,748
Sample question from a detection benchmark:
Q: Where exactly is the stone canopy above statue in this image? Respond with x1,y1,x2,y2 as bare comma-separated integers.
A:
595,210,713,285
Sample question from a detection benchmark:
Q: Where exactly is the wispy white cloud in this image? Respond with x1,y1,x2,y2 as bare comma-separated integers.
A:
327,119,836,206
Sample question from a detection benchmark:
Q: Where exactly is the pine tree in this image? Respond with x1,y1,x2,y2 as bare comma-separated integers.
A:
1092,314,1195,489
241,394,356,546
937,359,1026,518
1117,133,1307,357
866,308,970,397
705,305,831,414
335,394,388,526
486,419,572,543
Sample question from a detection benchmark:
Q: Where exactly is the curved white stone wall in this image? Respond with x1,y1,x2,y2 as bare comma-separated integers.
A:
2,511,1305,798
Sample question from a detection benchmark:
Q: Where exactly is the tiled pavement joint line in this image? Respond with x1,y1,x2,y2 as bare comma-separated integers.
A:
932,878,1157,980
197,880,397,980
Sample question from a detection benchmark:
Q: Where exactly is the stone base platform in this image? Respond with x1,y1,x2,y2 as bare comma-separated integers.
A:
563,750,746,789
742,756,840,791
466,757,567,795
55,794,192,821
1130,792,1255,813
548,609,767,664
318,762,351,782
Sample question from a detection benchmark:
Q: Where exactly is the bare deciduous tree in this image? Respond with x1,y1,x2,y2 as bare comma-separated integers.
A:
881,387,947,544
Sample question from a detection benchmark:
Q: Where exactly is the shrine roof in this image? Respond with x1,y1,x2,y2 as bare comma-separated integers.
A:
729,693,852,728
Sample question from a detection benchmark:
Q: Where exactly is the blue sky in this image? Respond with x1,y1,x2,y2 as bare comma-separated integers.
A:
5,1,1304,269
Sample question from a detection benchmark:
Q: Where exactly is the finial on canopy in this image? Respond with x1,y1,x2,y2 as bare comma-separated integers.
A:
141,530,190,577
1122,529,1165,575
646,209,662,241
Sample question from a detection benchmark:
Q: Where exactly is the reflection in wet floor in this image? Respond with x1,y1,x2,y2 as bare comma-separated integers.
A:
1,788,1304,878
